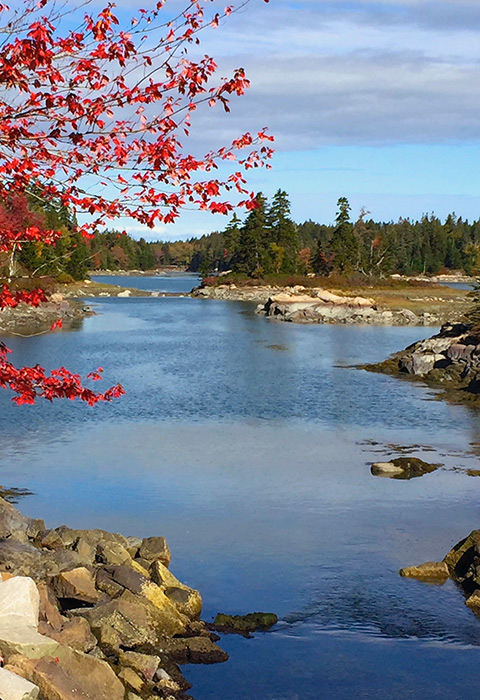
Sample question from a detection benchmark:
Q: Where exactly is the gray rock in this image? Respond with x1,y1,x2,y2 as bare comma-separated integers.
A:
73,537,96,564
80,589,186,650
100,564,148,595
0,667,39,700
43,549,82,577
118,650,160,682
40,530,64,551
400,351,436,376
398,309,419,324
95,568,125,598
0,499,43,543
0,540,45,579
447,343,475,362
96,541,132,566
125,536,142,559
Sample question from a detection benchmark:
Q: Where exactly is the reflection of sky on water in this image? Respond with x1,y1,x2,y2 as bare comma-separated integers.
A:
91,273,200,294
2,290,480,699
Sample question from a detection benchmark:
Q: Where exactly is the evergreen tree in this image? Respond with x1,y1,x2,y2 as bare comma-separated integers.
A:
223,214,241,269
267,189,299,273
65,233,89,280
330,197,357,272
234,193,268,276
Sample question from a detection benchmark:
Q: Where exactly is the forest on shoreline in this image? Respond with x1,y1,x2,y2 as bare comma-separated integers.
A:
3,191,480,284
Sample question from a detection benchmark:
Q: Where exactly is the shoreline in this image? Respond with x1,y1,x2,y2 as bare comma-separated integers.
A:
2,275,472,335
192,282,472,326
0,496,230,700
0,281,156,337
361,321,480,406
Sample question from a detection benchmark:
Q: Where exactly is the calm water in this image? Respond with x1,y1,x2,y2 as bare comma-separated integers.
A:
1,274,480,699
91,272,201,294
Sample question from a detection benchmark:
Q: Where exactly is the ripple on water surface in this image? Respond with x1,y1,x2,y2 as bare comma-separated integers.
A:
1,284,480,699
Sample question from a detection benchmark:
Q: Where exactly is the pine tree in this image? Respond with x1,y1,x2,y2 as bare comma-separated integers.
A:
223,214,241,269
267,189,299,273
331,197,357,273
234,193,267,276
65,233,89,280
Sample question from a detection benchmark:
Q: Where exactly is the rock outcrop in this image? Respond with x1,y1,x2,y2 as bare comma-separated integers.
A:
371,457,440,479
400,529,480,612
0,298,91,336
0,497,228,700
256,291,424,325
363,322,480,402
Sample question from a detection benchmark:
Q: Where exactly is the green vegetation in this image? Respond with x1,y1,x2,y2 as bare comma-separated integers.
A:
87,231,156,272
7,190,480,285
178,194,480,278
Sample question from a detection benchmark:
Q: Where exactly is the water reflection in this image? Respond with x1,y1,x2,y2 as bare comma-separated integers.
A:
1,285,480,699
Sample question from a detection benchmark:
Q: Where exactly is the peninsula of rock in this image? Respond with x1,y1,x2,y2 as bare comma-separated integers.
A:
192,281,471,326
362,321,480,404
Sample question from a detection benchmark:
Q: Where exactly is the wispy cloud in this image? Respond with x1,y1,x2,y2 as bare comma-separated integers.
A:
184,0,480,150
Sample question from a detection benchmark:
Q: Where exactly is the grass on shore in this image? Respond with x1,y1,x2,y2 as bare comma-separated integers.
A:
203,272,473,317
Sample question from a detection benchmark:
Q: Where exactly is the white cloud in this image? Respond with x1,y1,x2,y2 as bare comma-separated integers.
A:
179,0,480,150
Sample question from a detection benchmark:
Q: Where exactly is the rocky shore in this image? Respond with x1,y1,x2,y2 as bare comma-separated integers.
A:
192,284,470,326
400,529,480,616
255,291,426,325
0,281,156,337
0,497,230,700
362,321,480,404
0,296,91,337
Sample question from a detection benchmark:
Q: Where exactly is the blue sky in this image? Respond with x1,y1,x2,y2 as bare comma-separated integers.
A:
97,0,480,239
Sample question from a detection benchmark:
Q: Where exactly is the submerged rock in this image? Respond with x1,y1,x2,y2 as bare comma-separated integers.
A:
160,636,229,664
210,612,278,635
371,457,440,479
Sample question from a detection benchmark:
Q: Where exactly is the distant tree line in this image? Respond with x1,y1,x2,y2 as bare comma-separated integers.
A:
86,232,155,272
7,190,480,282
176,193,480,277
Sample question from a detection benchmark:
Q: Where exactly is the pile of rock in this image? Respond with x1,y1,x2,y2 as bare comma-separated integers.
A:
0,497,227,700
256,290,423,326
400,529,480,614
364,322,480,401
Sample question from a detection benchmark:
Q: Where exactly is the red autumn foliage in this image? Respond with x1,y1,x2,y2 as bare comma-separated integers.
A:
0,0,272,404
